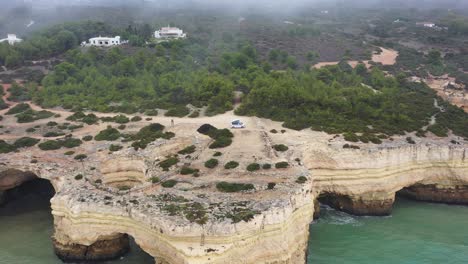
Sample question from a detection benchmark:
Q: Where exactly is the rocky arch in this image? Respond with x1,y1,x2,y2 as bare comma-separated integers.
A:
0,169,56,206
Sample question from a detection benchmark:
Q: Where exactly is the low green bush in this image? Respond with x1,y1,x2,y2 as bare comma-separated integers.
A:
74,154,87,161
150,176,160,183
74,174,83,180
38,140,62,150
159,156,179,171
213,151,222,157
262,163,272,169
82,135,93,141
131,116,142,122
216,182,255,192
6,103,30,115
0,140,16,153
224,161,239,169
165,106,190,117
162,180,178,188
145,109,158,116
205,158,219,169
180,167,199,175
275,162,289,169
43,131,65,137
109,144,123,152
95,126,121,141
13,137,40,148
273,144,289,152
267,182,276,189
62,138,82,148
246,163,260,172
296,176,307,184
64,151,75,156
178,145,196,155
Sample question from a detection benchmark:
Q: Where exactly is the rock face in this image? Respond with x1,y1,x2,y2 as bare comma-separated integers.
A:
305,142,468,216
53,234,130,262
398,184,468,204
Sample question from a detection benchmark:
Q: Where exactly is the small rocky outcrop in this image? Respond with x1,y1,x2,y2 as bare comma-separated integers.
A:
53,234,130,262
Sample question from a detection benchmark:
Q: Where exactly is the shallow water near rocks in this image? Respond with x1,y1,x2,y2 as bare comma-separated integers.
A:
308,197,468,264
1,191,467,264
0,189,154,264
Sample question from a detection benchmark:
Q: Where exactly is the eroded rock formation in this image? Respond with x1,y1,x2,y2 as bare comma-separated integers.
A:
305,141,468,216
1,112,467,263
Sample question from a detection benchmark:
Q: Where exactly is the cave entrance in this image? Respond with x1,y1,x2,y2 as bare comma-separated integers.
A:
125,235,155,264
1,177,55,211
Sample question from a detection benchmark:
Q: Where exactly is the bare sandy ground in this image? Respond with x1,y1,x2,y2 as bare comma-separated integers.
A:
425,75,468,112
313,47,398,69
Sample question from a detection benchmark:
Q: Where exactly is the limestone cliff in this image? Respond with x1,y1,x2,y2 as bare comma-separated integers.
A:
304,140,468,215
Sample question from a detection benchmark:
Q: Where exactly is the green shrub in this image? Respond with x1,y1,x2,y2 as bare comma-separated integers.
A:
180,167,199,175
267,182,276,189
38,140,62,150
162,180,178,188
47,121,58,126
13,137,40,148
224,161,239,169
64,151,75,156
216,182,255,192
296,176,307,184
145,109,158,116
131,116,142,122
15,110,54,123
344,132,359,142
6,103,30,115
82,135,93,141
165,106,190,117
159,156,179,171
95,126,121,141
150,176,160,183
129,123,174,150
273,144,289,152
117,124,126,130
209,137,232,149
270,129,278,134
109,144,123,152
246,163,260,172
43,131,65,137
113,114,130,124
0,140,16,153
178,145,196,155
205,158,219,169
275,162,289,169
213,151,223,157
74,154,87,161
26,127,36,133
62,138,82,148
74,174,83,180
262,163,272,169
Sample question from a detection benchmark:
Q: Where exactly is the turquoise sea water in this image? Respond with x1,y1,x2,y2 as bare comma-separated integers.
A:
0,190,154,264
308,198,468,264
1,191,467,264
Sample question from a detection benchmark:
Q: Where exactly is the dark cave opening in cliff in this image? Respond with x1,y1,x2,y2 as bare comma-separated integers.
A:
0,177,55,213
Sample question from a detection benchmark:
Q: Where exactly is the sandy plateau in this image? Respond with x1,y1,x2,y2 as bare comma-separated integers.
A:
1,80,468,263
